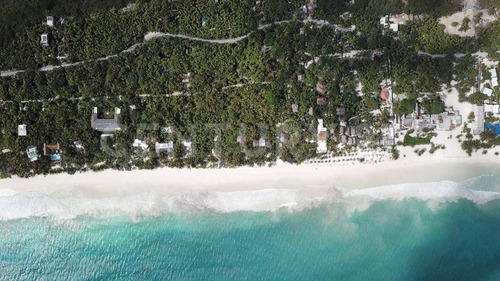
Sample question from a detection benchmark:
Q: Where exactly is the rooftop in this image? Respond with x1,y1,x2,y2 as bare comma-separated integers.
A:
18,124,27,136
91,107,121,132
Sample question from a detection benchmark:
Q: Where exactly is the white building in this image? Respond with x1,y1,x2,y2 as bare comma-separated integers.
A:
408,109,462,131
74,141,84,150
380,15,402,32
18,124,27,136
485,104,500,114
47,16,54,27
26,146,38,162
483,87,493,97
155,141,173,153
41,33,49,46
182,140,192,152
380,16,389,27
489,68,498,87
473,105,485,134
132,139,149,150
316,119,328,153
252,138,270,148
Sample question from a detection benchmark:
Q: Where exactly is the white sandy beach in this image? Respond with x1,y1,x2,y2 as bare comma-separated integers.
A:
0,153,497,193
0,150,499,220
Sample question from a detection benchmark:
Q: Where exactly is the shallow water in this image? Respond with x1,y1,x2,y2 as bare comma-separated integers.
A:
0,175,500,280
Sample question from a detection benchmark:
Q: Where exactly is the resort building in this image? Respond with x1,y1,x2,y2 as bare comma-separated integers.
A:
18,124,27,136
155,142,174,154
155,141,174,154
473,105,485,135
489,68,498,87
485,104,500,114
132,139,149,150
43,143,62,162
380,15,405,33
401,105,462,131
41,33,49,46
26,146,38,162
47,16,54,27
91,107,121,132
253,138,270,148
182,140,192,153
317,119,328,153
483,87,493,97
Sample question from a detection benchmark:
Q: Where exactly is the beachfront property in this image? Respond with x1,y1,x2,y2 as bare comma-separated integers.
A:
40,33,49,46
132,139,149,150
401,104,462,131
337,125,357,145
155,141,174,154
253,138,270,148
380,136,395,146
46,16,54,27
489,68,498,87
485,104,500,114
26,146,38,162
43,143,62,162
483,87,493,97
91,107,121,132
182,140,192,153
18,124,27,136
317,119,328,153
473,105,485,135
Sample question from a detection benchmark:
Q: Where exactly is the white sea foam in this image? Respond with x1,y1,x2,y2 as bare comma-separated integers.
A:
0,178,498,221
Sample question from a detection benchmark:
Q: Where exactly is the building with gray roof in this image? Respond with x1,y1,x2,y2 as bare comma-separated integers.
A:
91,107,121,132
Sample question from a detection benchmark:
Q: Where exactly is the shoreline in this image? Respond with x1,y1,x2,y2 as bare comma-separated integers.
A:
0,156,499,220
1,155,499,194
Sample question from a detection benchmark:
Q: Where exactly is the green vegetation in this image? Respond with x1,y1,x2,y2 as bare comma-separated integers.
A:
0,0,499,177
403,131,432,146
314,0,461,21
0,0,131,47
479,0,500,8
479,19,500,58
454,55,477,96
401,20,476,54
420,95,445,114
0,0,259,69
459,17,471,32
0,21,383,177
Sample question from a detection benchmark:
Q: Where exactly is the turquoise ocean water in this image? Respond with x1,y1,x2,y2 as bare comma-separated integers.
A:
0,176,500,280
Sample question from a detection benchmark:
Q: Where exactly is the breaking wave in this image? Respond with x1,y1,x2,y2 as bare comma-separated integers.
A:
0,177,499,221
